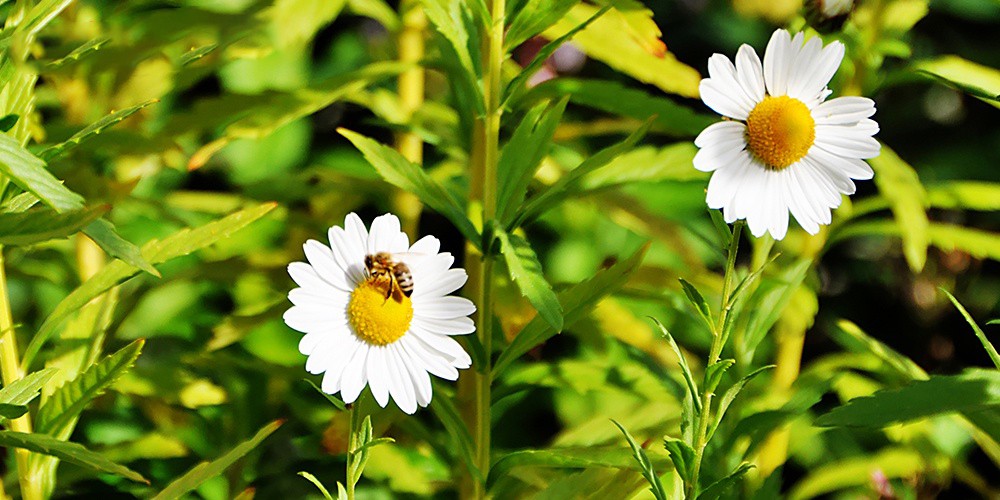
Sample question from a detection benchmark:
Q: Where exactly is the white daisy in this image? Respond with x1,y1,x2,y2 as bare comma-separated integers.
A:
694,28,879,240
284,213,476,414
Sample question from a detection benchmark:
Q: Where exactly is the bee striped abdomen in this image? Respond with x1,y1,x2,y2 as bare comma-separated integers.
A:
394,263,414,297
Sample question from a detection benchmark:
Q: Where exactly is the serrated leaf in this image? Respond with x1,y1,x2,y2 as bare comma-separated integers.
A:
662,436,695,484
152,420,282,499
542,4,699,97
0,133,84,213
707,365,774,442
505,0,580,49
743,259,812,358
650,318,701,414
493,243,648,376
613,420,667,500
419,0,481,111
83,218,159,277
178,43,217,66
0,205,106,246
429,382,482,481
678,278,712,332
915,55,1000,109
869,143,929,272
35,340,144,436
697,462,754,499
299,471,334,500
339,129,479,247
704,359,735,396
39,100,158,162
941,289,1000,369
496,98,568,224
578,143,703,190
515,118,653,228
46,37,110,68
487,445,672,489
815,369,1000,434
497,228,563,331
23,203,277,367
0,430,146,482
306,379,346,411
0,368,58,407
522,79,714,137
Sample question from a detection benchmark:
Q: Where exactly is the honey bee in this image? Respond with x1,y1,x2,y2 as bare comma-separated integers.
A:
364,252,414,299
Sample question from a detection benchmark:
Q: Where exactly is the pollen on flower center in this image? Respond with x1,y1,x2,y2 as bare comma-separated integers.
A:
347,276,413,346
745,95,816,170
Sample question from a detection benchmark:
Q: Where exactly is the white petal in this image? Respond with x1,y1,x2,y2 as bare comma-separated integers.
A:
368,213,402,253
764,29,793,96
317,336,363,390
414,268,467,299
735,44,766,103
288,287,348,309
808,146,874,180
367,347,390,408
413,296,477,319
786,35,822,99
409,235,441,256
812,96,876,125
700,76,752,120
694,121,747,172
339,345,370,404
416,316,477,335
782,167,820,235
283,305,346,333
288,262,338,292
706,152,754,210
814,125,881,159
410,325,472,365
791,40,844,104
403,335,460,380
304,240,352,291
386,346,417,414
328,226,367,285
397,343,433,407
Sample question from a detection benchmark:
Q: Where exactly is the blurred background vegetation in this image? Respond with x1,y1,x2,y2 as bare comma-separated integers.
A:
1,0,998,498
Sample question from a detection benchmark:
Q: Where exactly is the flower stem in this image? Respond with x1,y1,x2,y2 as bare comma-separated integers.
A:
688,221,743,498
0,248,42,500
393,0,426,236
471,0,505,497
346,398,364,500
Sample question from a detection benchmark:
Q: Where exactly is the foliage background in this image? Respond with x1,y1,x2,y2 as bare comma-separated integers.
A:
0,0,998,498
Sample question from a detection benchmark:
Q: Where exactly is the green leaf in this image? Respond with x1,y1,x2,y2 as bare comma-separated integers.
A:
678,278,712,332
497,228,563,331
306,379,347,411
613,420,667,500
39,100,159,162
429,383,482,481
0,368,58,407
268,0,347,48
831,320,927,380
650,318,701,414
419,0,481,110
868,143,929,272
0,205,105,246
83,218,159,277
0,403,27,419
788,448,924,500
339,129,479,248
23,203,277,367
941,289,1000,369
927,181,1000,211
542,4,701,98
835,221,1000,262
697,462,754,500
487,445,672,489
346,0,400,30
816,369,1000,434
178,44,218,66
743,259,812,358
522,79,714,137
704,359,735,396
496,98,568,224
35,340,144,436
707,365,774,442
21,0,74,38
662,436,695,485
504,0,580,50
0,114,18,132
152,420,282,500
0,430,146,482
0,133,84,213
46,37,110,68
514,118,653,228
915,55,1000,108
577,143,703,191
298,471,334,500
493,243,648,376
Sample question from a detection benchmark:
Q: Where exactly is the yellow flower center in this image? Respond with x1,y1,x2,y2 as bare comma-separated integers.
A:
745,95,816,170
347,276,413,346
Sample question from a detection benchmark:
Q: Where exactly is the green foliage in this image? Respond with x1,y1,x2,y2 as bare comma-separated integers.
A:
915,55,1000,108
868,144,930,272
613,420,667,500
496,98,567,224
39,100,158,161
497,228,563,330
0,368,58,421
0,205,105,246
0,431,146,483
0,133,83,213
152,420,282,499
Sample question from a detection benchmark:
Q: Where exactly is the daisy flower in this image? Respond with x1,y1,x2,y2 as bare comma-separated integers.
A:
694,28,879,239
284,213,476,414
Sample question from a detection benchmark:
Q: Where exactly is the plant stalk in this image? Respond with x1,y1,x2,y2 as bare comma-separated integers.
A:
393,0,427,235
688,221,742,498
0,249,42,500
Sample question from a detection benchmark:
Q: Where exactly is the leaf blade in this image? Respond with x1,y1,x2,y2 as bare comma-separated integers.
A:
0,134,84,213
0,430,146,482
497,229,563,331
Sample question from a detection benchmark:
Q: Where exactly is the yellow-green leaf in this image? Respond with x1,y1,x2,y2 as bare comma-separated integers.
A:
915,55,1000,109
868,144,929,272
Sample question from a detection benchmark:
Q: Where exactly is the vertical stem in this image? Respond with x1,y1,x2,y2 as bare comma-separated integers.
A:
346,402,361,500
688,222,742,498
394,1,426,235
471,1,505,497
0,249,42,500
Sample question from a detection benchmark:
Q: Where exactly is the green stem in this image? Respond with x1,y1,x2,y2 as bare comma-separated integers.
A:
393,0,426,235
346,400,363,500
472,1,504,497
687,221,743,498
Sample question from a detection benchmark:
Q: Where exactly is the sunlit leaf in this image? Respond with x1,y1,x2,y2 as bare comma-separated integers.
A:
39,100,158,162
487,445,672,489
505,0,580,49
542,4,701,97
650,318,701,414
662,437,695,485
835,221,1000,262
299,471,335,500
788,448,924,500
35,340,144,436
496,98,568,224
0,368,58,408
23,203,277,366
497,228,563,330
46,38,110,68
915,55,1000,109
707,365,774,442
697,462,754,499
927,181,1000,211
0,134,84,213
0,430,146,483
83,219,159,277
941,289,1000,369
152,420,282,499
0,205,106,246
493,243,648,376
868,144,929,272
613,420,667,500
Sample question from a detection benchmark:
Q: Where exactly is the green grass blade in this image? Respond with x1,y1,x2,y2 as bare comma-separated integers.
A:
941,288,1000,369
0,430,146,483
